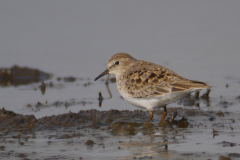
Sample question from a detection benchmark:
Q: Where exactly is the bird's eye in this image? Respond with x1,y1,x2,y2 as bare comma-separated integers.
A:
114,61,119,65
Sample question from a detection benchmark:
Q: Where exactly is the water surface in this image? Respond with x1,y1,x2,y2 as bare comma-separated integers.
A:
0,1,240,159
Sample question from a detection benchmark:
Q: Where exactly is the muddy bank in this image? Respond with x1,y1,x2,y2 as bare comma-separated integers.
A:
0,65,52,86
0,107,175,131
1,107,240,160
0,106,238,133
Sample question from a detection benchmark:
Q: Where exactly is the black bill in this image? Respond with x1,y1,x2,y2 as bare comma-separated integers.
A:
94,69,109,81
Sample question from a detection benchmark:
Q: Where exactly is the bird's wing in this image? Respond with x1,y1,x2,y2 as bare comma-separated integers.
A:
122,61,210,98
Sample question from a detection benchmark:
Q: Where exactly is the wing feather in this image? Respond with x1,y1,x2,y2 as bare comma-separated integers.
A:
121,60,210,98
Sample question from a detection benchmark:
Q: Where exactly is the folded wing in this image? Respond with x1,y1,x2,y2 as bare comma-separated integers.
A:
122,61,210,98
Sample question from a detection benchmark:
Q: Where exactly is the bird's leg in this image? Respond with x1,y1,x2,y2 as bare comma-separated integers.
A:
146,109,153,123
160,106,167,124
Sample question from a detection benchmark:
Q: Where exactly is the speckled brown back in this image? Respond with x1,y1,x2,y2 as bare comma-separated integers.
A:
119,60,210,98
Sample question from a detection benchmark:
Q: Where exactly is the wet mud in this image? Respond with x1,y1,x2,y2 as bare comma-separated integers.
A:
1,105,240,159
0,107,190,131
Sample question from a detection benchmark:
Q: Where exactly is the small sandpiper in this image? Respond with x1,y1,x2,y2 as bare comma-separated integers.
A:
94,53,210,123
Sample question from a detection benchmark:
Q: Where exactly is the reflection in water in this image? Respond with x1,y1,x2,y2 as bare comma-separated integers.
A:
98,91,103,107
40,81,46,95
177,89,211,107
161,126,169,147
98,77,113,107
201,89,211,106
213,129,219,138
26,99,92,112
193,90,200,99
201,89,211,100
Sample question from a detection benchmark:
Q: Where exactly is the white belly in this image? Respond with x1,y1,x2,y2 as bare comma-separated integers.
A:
118,86,196,110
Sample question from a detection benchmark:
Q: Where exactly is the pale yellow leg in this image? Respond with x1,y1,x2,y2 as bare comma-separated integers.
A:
160,106,167,124
146,109,153,123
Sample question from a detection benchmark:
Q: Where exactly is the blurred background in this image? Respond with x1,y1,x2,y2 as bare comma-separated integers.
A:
0,0,240,118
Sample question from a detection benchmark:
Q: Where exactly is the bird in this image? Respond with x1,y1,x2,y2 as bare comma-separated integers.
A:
94,53,210,123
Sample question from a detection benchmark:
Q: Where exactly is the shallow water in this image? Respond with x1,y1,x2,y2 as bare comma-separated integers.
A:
1,1,240,159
